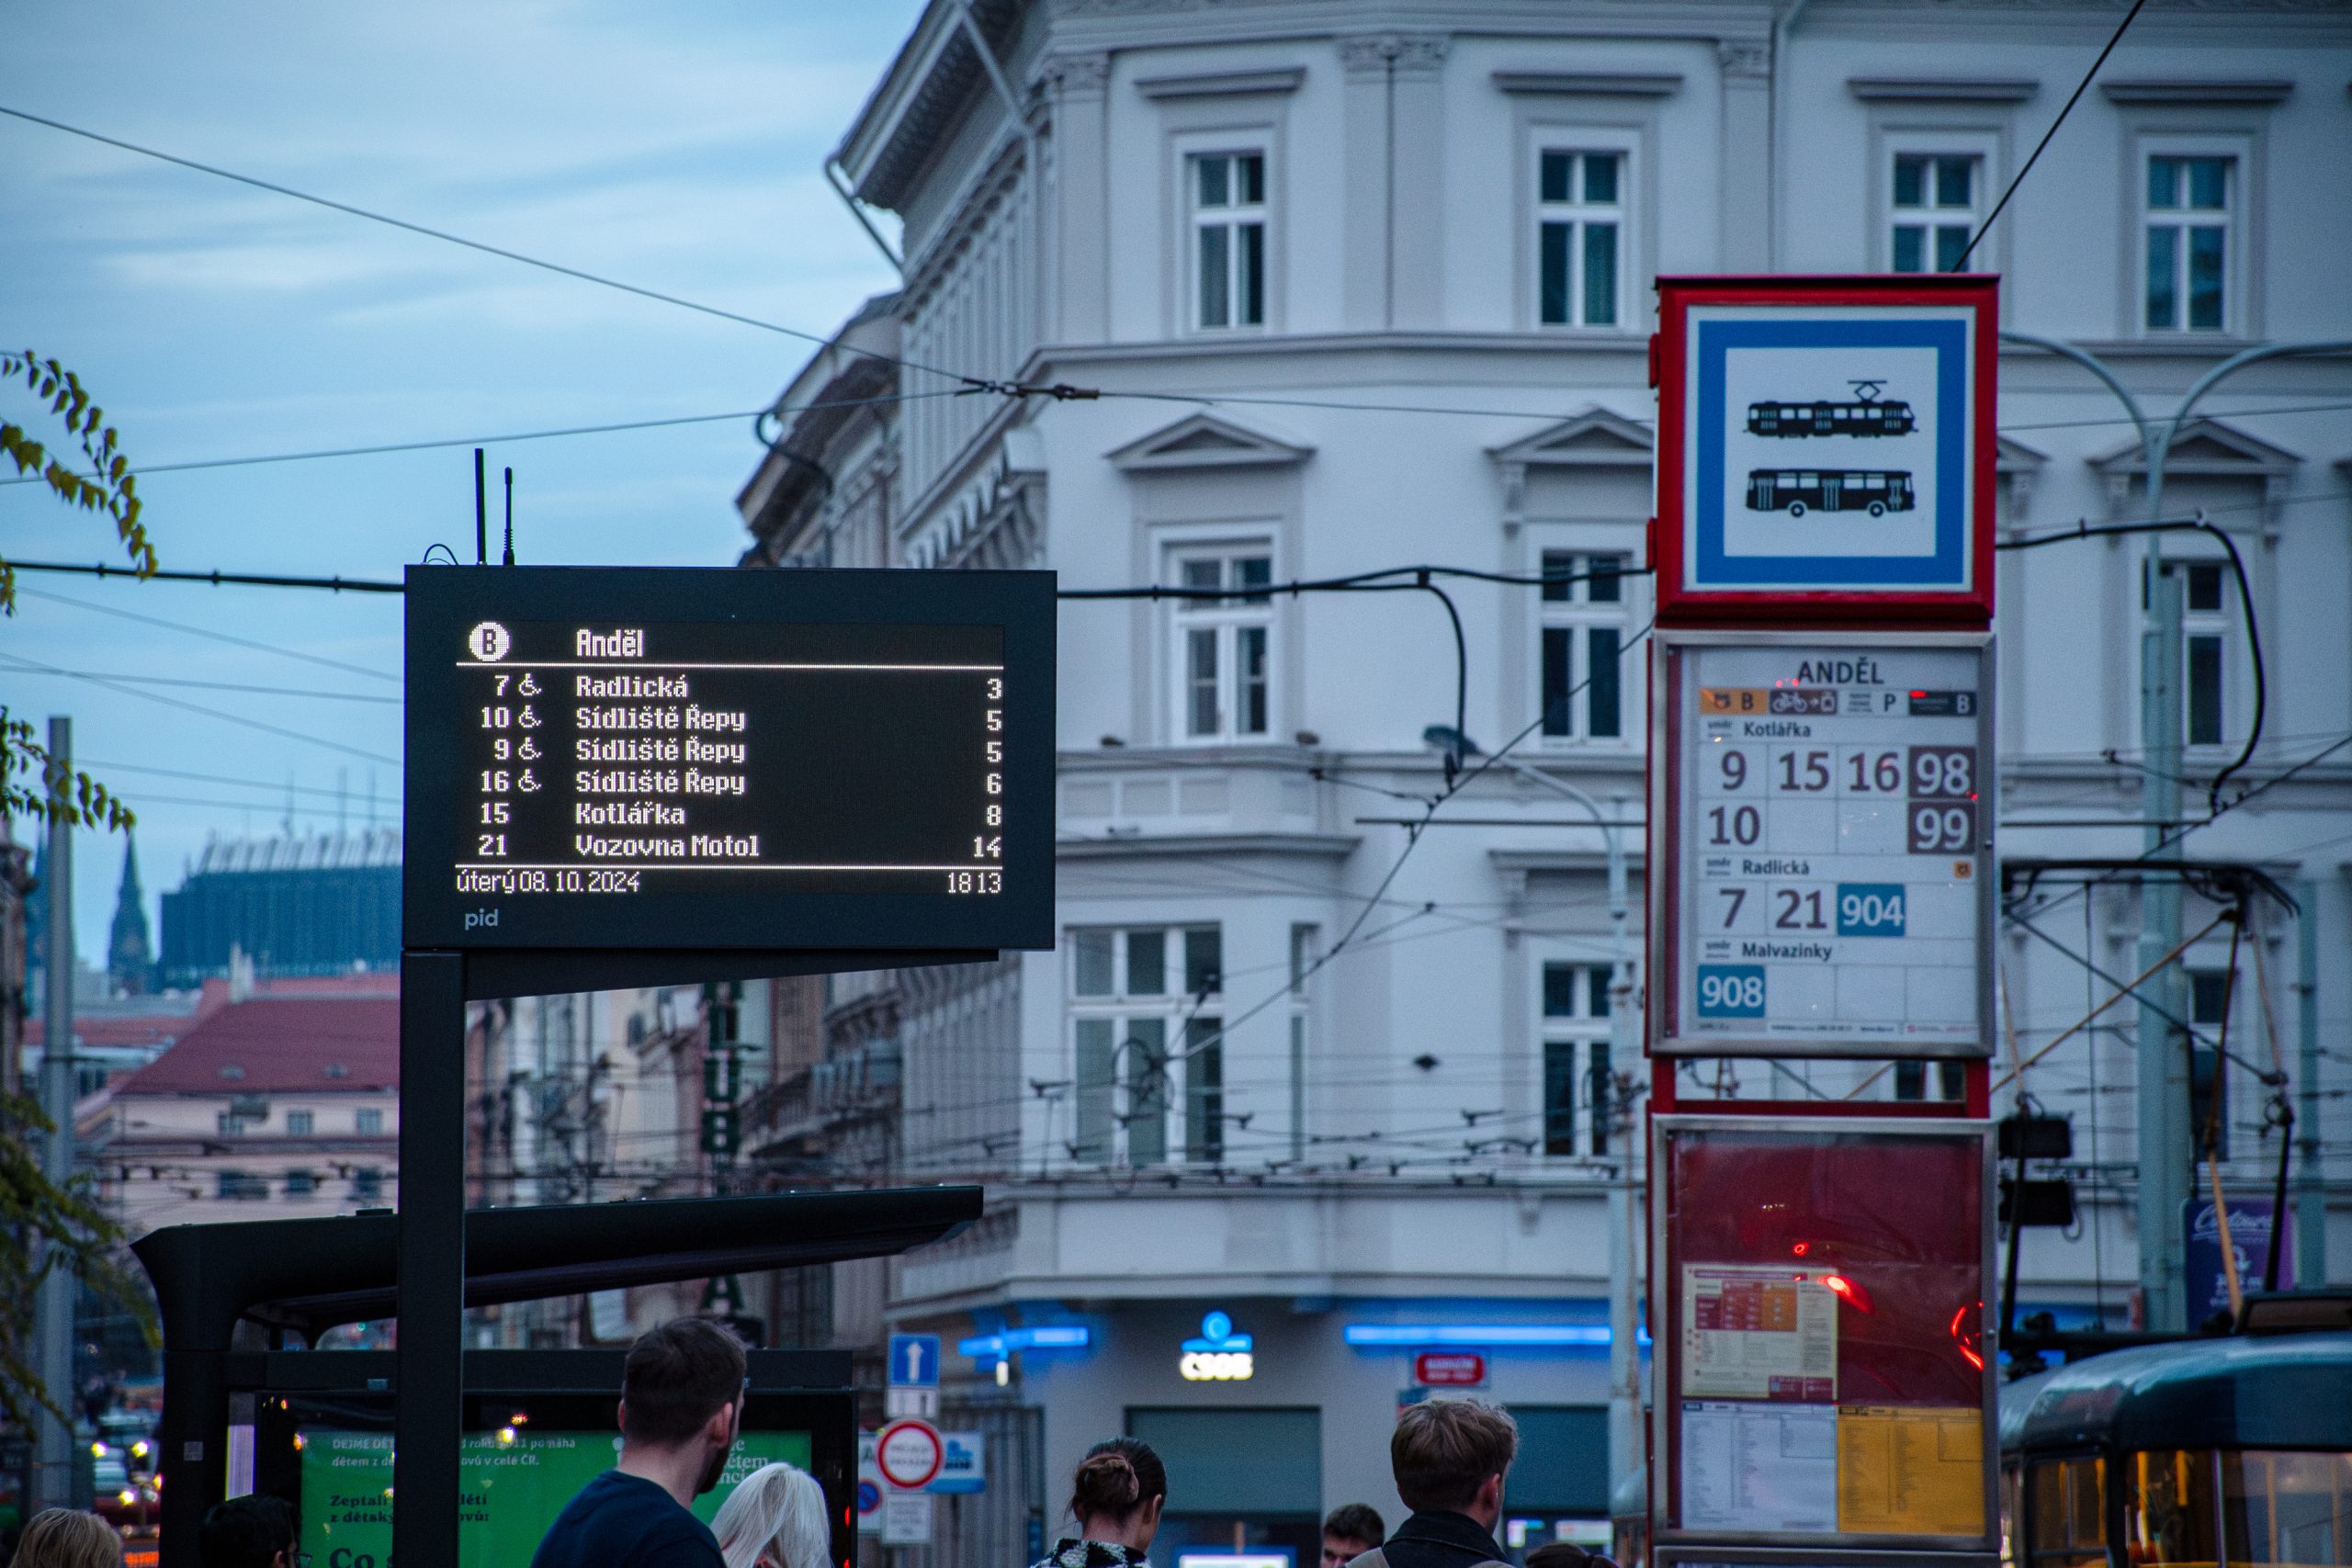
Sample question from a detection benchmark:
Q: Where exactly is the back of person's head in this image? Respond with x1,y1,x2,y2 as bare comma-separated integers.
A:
14,1509,123,1568
198,1495,295,1568
621,1316,748,1446
1389,1398,1519,1514
1069,1438,1167,1527
712,1461,830,1568
1323,1504,1385,1551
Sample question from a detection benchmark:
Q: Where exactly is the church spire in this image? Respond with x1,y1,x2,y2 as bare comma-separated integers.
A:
107,832,153,996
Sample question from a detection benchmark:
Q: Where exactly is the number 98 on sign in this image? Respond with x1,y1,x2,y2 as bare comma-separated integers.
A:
1660,636,1994,1056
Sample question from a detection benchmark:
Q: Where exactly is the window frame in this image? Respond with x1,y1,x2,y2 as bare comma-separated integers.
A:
1540,960,1616,1157
1532,547,1638,750
1165,538,1279,745
1871,126,2006,276
1187,148,1269,333
2130,129,2257,339
1533,147,1629,329
1888,151,1986,275
1068,923,1227,1168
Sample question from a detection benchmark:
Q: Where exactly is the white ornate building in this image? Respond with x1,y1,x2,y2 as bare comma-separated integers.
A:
736,2,2352,1561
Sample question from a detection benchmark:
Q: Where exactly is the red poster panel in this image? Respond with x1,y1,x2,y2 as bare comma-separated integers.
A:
1652,1117,1995,1550
1652,276,1998,629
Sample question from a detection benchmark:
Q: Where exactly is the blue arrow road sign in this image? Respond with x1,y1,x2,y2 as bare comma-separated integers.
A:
888,1333,941,1387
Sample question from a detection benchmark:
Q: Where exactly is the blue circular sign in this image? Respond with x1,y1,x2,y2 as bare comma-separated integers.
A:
857,1480,882,1514
1201,1311,1232,1342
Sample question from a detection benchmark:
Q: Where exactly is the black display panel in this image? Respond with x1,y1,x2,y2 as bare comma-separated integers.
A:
405,567,1054,953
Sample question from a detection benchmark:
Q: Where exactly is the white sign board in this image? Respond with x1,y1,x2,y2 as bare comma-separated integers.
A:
1675,303,1981,596
881,1490,935,1546
1656,633,1993,1056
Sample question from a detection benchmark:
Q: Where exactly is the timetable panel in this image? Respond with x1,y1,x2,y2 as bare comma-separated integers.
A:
1658,635,1993,1056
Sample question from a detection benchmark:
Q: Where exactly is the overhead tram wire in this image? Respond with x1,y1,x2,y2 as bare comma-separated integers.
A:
19,584,400,682
0,391,980,492
0,655,400,704
0,647,398,767
0,105,989,395
1948,0,2149,272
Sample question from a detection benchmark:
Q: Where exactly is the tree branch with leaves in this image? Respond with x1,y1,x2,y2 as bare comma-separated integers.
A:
1,349,155,615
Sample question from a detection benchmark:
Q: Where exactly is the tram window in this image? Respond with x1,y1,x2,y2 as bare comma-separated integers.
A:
2221,1450,2352,1566
2030,1456,2108,1568
2129,1450,2222,1568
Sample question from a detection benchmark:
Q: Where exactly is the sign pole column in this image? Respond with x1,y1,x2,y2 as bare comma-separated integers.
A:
395,949,468,1565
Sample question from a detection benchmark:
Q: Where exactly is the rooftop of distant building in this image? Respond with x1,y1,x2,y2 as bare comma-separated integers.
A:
186,827,401,876
107,994,399,1095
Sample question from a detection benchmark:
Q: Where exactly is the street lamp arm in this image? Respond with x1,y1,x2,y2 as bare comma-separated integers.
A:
2000,330,2150,451
2172,340,2352,434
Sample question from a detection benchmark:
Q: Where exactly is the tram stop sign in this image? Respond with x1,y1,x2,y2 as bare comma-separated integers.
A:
1653,274,1997,627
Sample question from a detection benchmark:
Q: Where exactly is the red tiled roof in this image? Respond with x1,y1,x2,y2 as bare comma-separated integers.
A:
110,998,399,1095
25,1016,188,1051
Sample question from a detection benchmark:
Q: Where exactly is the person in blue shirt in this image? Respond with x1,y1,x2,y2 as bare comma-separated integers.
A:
532,1317,749,1568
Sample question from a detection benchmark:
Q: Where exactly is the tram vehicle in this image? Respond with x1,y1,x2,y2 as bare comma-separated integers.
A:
1998,1327,2352,1568
1745,468,1916,517
1746,397,1917,437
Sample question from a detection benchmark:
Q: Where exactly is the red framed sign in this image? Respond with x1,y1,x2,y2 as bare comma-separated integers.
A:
1650,1116,1996,1551
1651,275,1998,628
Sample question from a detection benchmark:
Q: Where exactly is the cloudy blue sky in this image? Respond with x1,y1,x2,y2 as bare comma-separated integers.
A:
5,0,924,964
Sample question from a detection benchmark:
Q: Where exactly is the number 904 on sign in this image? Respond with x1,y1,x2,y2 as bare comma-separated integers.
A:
1695,964,1767,1019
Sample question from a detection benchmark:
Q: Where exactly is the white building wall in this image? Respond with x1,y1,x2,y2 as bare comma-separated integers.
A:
796,0,2352,1482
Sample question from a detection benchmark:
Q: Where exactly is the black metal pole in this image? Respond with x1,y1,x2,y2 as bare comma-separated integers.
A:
154,1345,228,1562
474,448,488,565
2264,1115,2291,1292
395,950,468,1564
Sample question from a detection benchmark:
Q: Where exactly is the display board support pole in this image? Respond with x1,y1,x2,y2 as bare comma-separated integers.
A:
2136,567,2189,1330
395,949,468,1565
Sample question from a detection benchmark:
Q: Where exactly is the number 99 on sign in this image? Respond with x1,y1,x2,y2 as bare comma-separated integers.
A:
1695,964,1766,1019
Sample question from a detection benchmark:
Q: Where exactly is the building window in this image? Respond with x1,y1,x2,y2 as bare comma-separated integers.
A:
1539,552,1629,742
286,1111,314,1136
1193,152,1265,330
356,1107,385,1134
1538,152,1623,327
2183,561,2233,748
1070,925,1223,1165
1892,154,1981,274
1542,962,1613,1156
218,1111,253,1137
1288,924,1317,1163
1894,1060,1966,1102
1173,547,1274,741
2145,155,2232,333
285,1168,318,1198
2189,970,2231,1158
350,1167,385,1202
216,1169,268,1201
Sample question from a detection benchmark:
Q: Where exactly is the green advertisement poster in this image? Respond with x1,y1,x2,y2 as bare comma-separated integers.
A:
300,1426,814,1566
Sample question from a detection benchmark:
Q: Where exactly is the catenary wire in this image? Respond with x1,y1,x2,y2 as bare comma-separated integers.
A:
0,104,988,392
0,654,398,704
1949,0,2148,271
0,646,397,766
17,584,399,682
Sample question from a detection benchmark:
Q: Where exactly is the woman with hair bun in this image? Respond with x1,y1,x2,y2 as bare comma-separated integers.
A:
1030,1438,1168,1568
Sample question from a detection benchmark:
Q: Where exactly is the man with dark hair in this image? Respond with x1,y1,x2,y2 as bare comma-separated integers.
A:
1351,1400,1520,1568
1322,1504,1386,1567
199,1494,299,1568
530,1317,749,1568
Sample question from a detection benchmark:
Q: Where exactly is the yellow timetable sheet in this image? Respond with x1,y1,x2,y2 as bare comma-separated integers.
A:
1835,1404,1984,1536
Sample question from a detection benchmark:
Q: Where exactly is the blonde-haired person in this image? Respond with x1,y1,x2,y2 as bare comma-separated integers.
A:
13,1508,126,1568
711,1461,831,1568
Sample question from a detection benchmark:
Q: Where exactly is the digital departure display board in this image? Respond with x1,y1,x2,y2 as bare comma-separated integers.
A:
404,567,1054,953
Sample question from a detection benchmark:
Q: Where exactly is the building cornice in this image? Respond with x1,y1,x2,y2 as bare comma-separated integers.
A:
1135,64,1306,97
1057,830,1363,860
1493,68,1685,96
1847,75,2039,102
